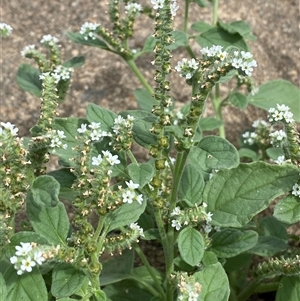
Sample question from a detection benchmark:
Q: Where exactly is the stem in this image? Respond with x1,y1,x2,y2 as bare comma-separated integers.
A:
211,86,226,138
126,59,154,94
133,242,166,300
184,0,189,33
237,277,262,301
212,0,219,25
132,276,162,298
127,149,138,165
254,281,280,294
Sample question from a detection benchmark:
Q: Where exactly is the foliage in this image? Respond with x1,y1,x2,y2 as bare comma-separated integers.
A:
1,1,300,301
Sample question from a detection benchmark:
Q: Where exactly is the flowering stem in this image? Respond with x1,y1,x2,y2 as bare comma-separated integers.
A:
184,1,195,58
132,242,166,299
125,59,154,94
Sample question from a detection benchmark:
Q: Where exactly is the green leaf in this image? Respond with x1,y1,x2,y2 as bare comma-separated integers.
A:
223,253,253,272
249,236,287,257
127,163,155,189
195,262,230,301
196,135,240,169
266,147,285,160
238,148,259,162
229,92,248,109
178,227,205,266
142,35,156,53
26,177,69,245
51,263,87,298
105,200,146,232
191,0,210,7
10,231,49,247
247,79,300,122
203,162,299,227
0,272,7,301
195,27,249,51
47,168,76,201
276,276,300,301
67,32,110,50
191,21,213,32
100,249,134,286
274,195,300,224
210,229,258,258
63,56,85,68
258,216,288,241
199,117,223,131
103,279,152,301
167,30,188,50
201,251,219,267
17,64,42,97
179,164,205,205
132,119,157,149
86,103,117,132
218,20,256,40
216,69,237,83
28,175,60,207
5,266,47,301
133,89,157,112
131,266,163,287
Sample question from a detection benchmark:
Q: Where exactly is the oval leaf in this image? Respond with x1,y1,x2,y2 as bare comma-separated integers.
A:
17,64,42,97
204,162,299,227
178,227,204,266
127,162,155,189
274,195,300,224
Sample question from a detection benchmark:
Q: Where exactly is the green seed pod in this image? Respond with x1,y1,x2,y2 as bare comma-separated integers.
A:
155,158,166,170
158,136,169,148
151,176,162,188
153,197,165,209
89,261,102,274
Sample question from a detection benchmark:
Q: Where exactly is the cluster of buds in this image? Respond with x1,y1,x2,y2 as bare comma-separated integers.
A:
172,272,202,301
103,222,144,255
10,242,60,275
242,119,270,146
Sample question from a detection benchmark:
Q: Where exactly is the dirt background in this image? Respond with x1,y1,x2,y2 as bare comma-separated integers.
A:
1,0,299,144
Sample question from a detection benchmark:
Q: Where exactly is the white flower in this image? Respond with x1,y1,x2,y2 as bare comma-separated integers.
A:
205,212,213,223
122,190,135,204
80,22,99,40
89,122,101,130
170,1,179,16
10,256,18,264
21,45,35,57
252,119,269,128
92,155,103,166
39,72,51,80
126,180,139,190
171,219,182,231
151,0,165,10
242,131,257,145
77,124,88,133
0,23,13,37
90,129,106,141
292,183,300,197
274,155,285,165
0,121,19,136
52,65,72,83
203,223,212,234
40,34,59,45
135,194,144,204
33,250,45,265
130,223,144,237
270,130,287,143
102,151,120,165
268,104,294,124
125,3,142,13
170,206,181,216
20,256,36,273
15,242,32,256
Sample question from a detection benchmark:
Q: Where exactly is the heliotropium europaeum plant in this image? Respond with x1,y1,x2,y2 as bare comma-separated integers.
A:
1,1,300,301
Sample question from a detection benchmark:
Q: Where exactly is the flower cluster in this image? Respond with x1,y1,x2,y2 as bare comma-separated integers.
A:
110,115,135,150
175,58,199,80
292,183,300,198
274,155,286,165
129,222,145,237
200,46,257,76
40,34,59,46
268,104,294,124
48,129,68,150
79,22,100,40
10,242,60,275
170,203,213,232
151,0,179,17
0,22,13,37
242,131,257,145
40,65,73,83
0,121,19,137
77,122,109,141
269,129,287,145
242,119,271,146
175,273,202,301
120,180,143,205
20,45,35,57
92,150,121,167
125,3,142,14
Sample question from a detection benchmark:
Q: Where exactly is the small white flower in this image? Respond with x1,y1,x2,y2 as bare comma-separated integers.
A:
10,256,18,264
79,22,99,40
268,104,294,124
292,183,300,197
89,122,101,130
274,155,285,165
92,154,103,166
103,151,120,166
57,130,66,139
252,119,269,128
15,242,32,256
203,223,212,234
171,219,182,231
122,190,135,204
151,0,165,10
77,123,88,133
270,130,287,143
1,121,19,136
40,34,59,45
135,194,143,204
126,180,139,190
20,256,36,273
33,250,45,265
125,3,142,13
170,1,179,17
21,45,35,57
170,207,181,216
206,212,213,223
130,223,145,237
